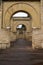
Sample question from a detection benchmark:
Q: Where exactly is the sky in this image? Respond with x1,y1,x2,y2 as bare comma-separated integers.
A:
13,12,28,17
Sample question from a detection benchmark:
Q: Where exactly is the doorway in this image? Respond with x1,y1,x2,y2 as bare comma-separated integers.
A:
10,10,32,47
16,24,26,39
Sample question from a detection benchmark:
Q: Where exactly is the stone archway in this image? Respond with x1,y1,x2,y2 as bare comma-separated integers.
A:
3,3,40,28
16,24,26,39
2,2,40,48
10,13,32,41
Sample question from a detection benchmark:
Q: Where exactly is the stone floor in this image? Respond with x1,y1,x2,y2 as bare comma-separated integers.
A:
0,39,43,65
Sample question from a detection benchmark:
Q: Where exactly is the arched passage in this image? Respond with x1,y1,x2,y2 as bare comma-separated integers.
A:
16,24,26,39
11,10,32,33
3,3,40,29
2,2,40,47
16,24,26,31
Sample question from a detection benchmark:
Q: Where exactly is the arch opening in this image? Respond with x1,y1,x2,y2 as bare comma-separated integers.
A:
13,12,28,17
16,24,26,34
12,10,32,19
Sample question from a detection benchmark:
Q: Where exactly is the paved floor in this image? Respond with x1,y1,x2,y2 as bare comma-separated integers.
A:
0,39,43,65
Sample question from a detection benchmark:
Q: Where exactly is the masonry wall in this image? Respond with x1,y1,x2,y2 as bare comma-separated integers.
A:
0,0,43,49
0,4,10,49
40,0,43,48
32,0,43,49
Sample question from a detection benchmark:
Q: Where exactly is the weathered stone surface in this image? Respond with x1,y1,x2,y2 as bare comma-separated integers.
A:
0,29,10,49
0,1,43,49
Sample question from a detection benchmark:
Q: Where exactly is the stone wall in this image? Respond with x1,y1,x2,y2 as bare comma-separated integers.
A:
0,29,10,49
32,0,43,49
0,0,43,49
40,0,43,48
0,3,10,49
32,29,41,49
